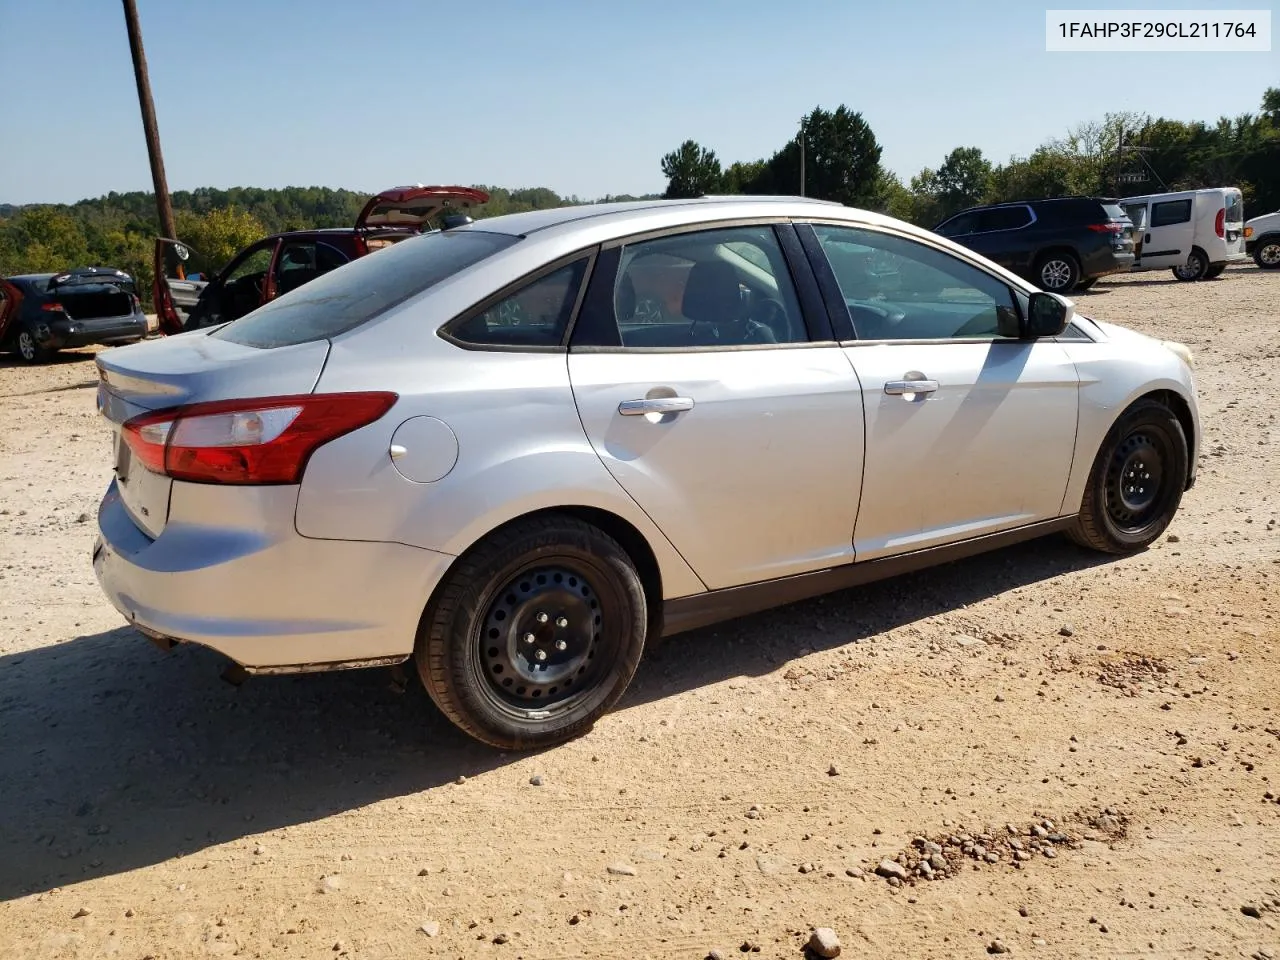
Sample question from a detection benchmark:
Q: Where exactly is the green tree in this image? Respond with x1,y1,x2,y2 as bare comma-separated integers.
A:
660,140,724,199
722,159,767,194
751,106,884,208
174,207,268,267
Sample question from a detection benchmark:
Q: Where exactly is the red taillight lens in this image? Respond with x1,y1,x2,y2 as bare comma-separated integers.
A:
1086,222,1124,234
41,302,64,312
1215,208,1225,238
122,392,398,485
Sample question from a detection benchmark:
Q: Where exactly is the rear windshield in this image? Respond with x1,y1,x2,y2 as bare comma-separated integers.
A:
1101,203,1128,221
213,229,519,348
1225,191,1243,222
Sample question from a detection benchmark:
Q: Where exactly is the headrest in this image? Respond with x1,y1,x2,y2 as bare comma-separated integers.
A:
681,261,742,323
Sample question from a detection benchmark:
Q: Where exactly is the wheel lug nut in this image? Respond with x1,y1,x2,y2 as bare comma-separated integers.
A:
535,649,548,661
555,639,568,651
535,612,549,624
555,616,569,628
522,632,536,644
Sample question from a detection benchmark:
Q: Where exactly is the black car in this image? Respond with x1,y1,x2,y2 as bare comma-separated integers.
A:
933,197,1136,292
0,267,151,363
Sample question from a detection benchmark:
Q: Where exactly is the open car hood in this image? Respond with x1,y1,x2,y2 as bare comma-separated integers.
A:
354,184,490,231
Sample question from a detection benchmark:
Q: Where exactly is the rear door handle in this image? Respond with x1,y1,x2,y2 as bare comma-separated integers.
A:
884,379,939,396
618,396,695,416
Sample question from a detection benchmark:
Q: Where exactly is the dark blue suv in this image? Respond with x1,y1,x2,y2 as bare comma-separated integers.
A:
0,268,150,364
934,197,1137,293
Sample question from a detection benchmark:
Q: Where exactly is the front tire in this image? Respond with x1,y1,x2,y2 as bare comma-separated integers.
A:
1172,248,1208,281
416,514,648,750
1068,398,1189,554
1253,237,1280,269
1035,252,1079,293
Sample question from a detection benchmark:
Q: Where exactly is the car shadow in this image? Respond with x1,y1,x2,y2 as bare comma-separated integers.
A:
0,351,98,370
0,535,1111,902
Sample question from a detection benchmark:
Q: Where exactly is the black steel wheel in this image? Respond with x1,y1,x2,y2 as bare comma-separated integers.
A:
416,514,647,750
1068,398,1189,554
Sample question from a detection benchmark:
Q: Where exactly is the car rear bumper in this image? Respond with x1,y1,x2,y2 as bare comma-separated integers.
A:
1083,250,1134,279
40,314,149,349
93,479,455,669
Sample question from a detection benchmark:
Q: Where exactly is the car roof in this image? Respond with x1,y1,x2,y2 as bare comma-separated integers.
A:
449,196,857,240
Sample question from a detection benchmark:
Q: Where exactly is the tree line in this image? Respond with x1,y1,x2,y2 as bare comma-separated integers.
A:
0,185,656,307
3,85,1276,307
660,87,1280,227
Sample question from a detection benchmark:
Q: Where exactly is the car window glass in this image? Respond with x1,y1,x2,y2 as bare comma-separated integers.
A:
936,212,977,236
449,259,588,348
274,241,350,297
1225,191,1243,221
1151,199,1192,227
976,207,1031,231
225,246,274,285
215,230,519,348
813,224,1021,341
610,226,807,348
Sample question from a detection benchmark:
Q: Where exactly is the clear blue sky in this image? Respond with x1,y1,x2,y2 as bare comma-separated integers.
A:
1,0,1276,205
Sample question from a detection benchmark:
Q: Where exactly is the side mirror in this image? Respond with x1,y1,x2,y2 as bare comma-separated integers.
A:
1024,291,1073,339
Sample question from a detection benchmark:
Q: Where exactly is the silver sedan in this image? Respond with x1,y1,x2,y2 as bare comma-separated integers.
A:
92,197,1200,749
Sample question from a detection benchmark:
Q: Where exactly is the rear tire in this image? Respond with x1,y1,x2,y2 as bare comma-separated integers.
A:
1074,277,1098,292
1172,248,1208,281
1253,237,1280,269
1067,398,1189,555
1035,252,1080,293
415,514,648,750
14,324,54,364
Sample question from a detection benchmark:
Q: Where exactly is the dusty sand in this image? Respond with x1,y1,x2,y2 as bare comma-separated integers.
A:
0,265,1276,959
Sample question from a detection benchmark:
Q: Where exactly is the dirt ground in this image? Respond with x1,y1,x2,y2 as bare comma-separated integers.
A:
0,265,1277,960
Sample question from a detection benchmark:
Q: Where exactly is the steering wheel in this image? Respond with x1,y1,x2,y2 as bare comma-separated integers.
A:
750,297,790,339
848,300,906,336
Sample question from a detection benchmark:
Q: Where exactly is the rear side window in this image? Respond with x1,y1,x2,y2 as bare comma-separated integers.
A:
446,259,589,348
1151,199,1193,227
214,230,519,348
976,206,1032,231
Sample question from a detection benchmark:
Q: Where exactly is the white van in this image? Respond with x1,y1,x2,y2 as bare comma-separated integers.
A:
1117,187,1247,281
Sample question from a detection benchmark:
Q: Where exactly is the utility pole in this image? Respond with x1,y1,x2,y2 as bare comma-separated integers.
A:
1113,125,1125,196
798,118,806,197
122,0,177,240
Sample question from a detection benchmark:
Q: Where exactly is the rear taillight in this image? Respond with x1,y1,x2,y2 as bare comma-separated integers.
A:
122,392,397,485
41,302,64,312
1086,222,1125,234
1214,208,1225,238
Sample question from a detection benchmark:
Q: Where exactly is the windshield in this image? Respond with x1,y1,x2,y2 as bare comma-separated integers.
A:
214,230,519,349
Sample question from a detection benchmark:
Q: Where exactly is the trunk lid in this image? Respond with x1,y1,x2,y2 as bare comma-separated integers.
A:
96,332,330,538
354,185,489,232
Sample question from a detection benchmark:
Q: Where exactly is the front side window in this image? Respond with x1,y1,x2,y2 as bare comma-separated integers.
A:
813,224,1021,341
215,230,519,348
935,212,978,237
609,225,808,348
274,241,350,297
1151,199,1193,227
447,258,588,348
225,245,275,286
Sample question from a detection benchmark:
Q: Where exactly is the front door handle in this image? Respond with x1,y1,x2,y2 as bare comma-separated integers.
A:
618,396,695,416
884,379,939,397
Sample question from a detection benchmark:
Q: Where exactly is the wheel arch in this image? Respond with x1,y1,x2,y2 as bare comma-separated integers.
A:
423,504,674,640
